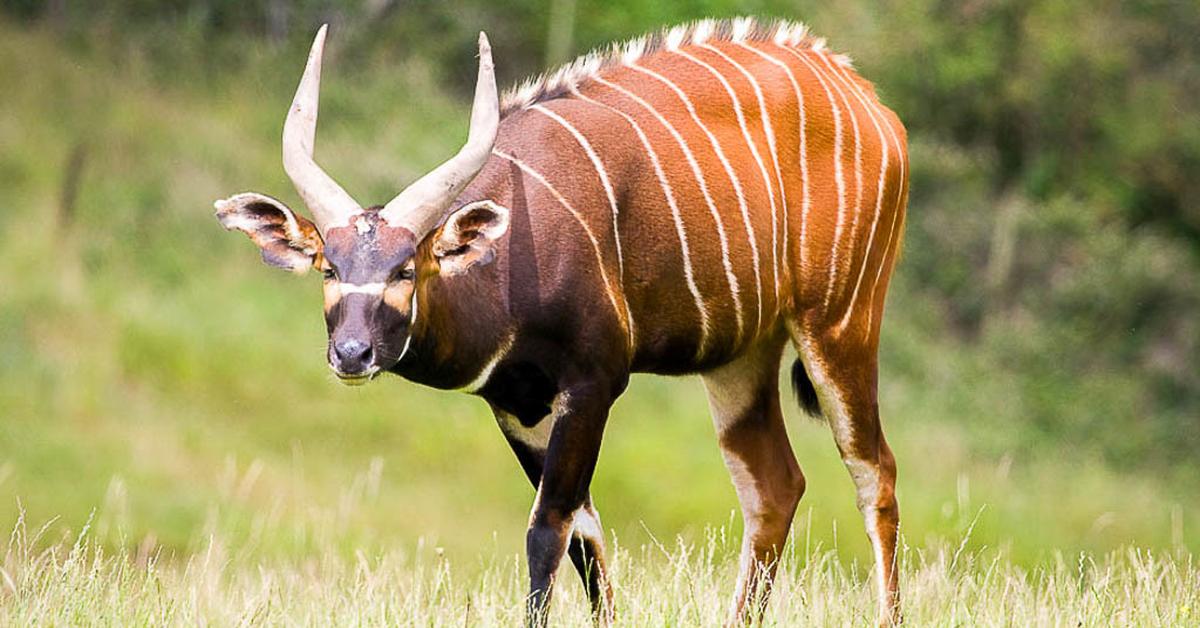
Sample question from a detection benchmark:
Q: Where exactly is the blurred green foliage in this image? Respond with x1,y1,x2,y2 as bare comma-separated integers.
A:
0,1,1196,564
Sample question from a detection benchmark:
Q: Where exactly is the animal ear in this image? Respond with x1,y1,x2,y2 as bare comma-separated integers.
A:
433,200,510,276
214,192,324,274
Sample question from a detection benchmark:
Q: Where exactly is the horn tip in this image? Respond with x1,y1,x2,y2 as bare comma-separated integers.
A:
310,24,329,52
478,31,491,53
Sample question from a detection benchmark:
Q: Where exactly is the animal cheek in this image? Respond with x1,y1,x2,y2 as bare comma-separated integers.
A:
323,281,342,314
382,282,414,316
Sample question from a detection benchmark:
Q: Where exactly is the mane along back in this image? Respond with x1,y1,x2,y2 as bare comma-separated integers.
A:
500,17,852,117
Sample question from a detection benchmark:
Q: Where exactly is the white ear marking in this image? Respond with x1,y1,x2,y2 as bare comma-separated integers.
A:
435,200,511,272
215,191,323,273
448,200,510,241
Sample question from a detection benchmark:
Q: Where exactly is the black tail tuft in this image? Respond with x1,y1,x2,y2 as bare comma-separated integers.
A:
790,359,823,419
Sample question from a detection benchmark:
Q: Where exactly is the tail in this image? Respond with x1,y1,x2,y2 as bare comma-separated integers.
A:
790,359,823,418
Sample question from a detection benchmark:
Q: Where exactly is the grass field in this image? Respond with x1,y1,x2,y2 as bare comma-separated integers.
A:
4,513,1197,626
1,20,1198,625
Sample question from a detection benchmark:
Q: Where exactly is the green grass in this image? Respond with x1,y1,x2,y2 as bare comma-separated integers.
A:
1,20,1198,623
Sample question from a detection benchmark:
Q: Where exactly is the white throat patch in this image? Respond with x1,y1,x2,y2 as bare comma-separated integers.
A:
460,331,515,393
397,289,419,362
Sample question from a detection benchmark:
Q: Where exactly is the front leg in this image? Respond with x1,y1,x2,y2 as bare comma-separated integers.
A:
524,379,618,627
493,408,614,624
565,498,611,622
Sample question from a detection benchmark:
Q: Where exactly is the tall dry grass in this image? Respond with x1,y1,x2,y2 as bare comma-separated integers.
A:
3,508,1196,626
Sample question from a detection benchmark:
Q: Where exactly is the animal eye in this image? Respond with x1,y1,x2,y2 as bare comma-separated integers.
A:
395,267,416,281
322,268,337,281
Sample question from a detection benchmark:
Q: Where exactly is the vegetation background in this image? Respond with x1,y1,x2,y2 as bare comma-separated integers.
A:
0,0,1197,623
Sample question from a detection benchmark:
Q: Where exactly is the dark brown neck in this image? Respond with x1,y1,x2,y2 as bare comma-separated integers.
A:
388,236,513,390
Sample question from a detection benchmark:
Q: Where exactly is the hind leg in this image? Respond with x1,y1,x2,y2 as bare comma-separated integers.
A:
793,329,900,626
702,338,806,624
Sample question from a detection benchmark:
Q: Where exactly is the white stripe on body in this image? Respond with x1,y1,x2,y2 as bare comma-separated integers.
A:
794,48,863,314
812,53,892,335
569,86,713,357
735,43,811,286
592,75,745,343
699,43,788,309
865,130,906,336
627,62,765,337
831,67,906,336
530,104,637,348
671,48,780,332
776,46,846,313
492,149,631,342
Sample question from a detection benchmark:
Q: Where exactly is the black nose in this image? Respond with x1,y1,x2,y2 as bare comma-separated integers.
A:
333,338,373,372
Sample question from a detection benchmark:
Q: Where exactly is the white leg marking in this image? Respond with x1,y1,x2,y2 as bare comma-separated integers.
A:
496,407,556,453
491,149,630,342
866,507,890,611
570,87,712,356
337,282,386,295
701,346,785,530
571,503,605,544
702,347,787,616
735,43,811,286
793,333,889,611
459,331,514,393
671,48,780,330
702,349,772,434
530,104,637,348
593,75,745,343
848,457,887,608
700,43,788,310
628,63,764,338
816,53,892,335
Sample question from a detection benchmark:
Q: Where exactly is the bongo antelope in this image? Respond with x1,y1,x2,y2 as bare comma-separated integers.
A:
214,17,908,625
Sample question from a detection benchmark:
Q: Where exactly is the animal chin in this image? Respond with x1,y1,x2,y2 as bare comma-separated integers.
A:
330,365,381,386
